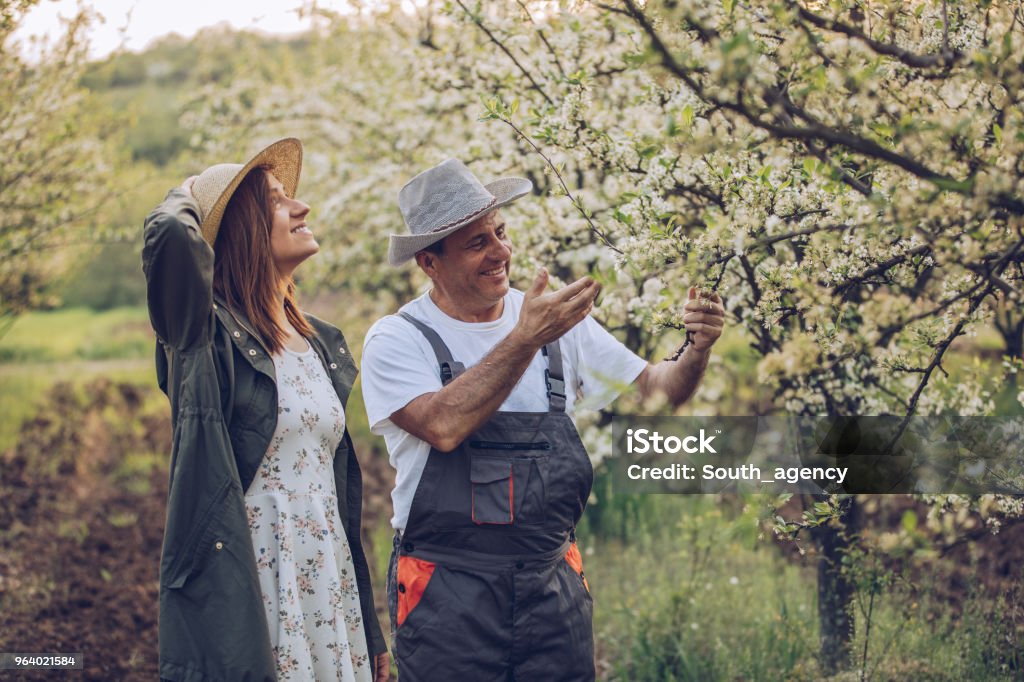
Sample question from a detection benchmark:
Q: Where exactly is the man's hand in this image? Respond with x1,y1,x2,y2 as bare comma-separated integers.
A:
511,268,600,349
388,268,598,452
374,652,390,682
180,175,198,195
634,286,725,407
682,287,724,352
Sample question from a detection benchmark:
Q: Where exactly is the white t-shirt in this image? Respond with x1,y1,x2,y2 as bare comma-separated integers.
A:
361,288,648,530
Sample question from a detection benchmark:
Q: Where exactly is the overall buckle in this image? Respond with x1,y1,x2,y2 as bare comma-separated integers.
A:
545,369,566,399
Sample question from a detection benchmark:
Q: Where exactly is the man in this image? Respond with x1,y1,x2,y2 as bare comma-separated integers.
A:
361,159,724,681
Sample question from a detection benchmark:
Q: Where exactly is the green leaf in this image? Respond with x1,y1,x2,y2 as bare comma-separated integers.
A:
901,510,918,532
929,177,974,193
666,114,679,137
638,144,659,159
993,123,1003,145
682,104,695,128
870,122,895,139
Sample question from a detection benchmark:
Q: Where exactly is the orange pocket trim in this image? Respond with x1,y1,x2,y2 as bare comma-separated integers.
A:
396,555,436,628
471,469,515,525
565,542,590,592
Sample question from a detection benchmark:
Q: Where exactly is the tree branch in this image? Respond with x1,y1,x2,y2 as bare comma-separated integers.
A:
793,2,962,69
454,0,554,106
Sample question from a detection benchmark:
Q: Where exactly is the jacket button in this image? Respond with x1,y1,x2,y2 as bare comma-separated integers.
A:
403,543,414,553
398,583,406,593
213,303,218,310
233,331,240,338
330,363,338,369
515,561,525,570
249,349,257,356
215,541,224,550
338,347,346,354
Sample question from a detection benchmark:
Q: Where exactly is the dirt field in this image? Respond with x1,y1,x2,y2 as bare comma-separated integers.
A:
0,377,400,680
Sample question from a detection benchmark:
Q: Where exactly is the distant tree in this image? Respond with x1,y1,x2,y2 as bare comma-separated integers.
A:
0,0,118,333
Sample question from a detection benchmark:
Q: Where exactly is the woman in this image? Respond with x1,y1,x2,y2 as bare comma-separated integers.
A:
142,138,388,681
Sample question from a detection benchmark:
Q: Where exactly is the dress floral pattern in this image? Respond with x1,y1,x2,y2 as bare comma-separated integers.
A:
245,341,371,682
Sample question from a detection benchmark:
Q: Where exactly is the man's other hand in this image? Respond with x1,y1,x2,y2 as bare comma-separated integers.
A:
512,268,601,348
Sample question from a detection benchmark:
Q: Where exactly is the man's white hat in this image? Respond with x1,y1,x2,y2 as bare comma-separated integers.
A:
389,159,532,265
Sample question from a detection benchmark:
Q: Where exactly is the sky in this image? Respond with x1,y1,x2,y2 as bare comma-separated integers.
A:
16,0,362,59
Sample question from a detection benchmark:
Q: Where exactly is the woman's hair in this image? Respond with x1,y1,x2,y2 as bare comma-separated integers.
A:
213,164,315,354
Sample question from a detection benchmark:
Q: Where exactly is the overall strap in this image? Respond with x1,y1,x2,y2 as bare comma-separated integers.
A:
398,312,466,386
542,339,566,413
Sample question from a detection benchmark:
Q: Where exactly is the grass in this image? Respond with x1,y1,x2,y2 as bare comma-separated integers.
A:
583,495,818,681
579,490,1021,681
0,307,156,452
843,575,1023,682
0,307,154,363
0,360,156,453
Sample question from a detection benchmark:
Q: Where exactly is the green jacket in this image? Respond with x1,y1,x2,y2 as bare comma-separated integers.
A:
142,188,386,681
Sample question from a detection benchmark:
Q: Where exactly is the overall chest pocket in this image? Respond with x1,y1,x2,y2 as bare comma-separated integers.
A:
469,441,550,526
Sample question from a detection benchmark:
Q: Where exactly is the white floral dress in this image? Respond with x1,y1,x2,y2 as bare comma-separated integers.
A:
245,341,371,682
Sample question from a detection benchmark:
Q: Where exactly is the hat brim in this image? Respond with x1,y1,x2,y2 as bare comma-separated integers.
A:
387,176,532,266
200,138,303,245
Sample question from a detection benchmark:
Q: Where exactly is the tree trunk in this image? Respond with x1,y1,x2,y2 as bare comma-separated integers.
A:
993,304,1024,389
811,497,860,675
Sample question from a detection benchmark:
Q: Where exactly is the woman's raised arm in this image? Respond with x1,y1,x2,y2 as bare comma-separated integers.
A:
141,180,214,351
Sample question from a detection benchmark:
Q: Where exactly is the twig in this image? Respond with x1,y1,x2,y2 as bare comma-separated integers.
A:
793,1,961,69
454,0,554,106
884,272,1001,453
860,588,875,682
942,0,951,55
496,115,622,254
621,0,972,194
707,221,858,266
515,0,566,78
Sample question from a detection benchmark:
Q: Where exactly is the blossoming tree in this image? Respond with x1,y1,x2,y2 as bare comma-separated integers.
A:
0,1,117,332
185,0,1023,672
452,0,1024,670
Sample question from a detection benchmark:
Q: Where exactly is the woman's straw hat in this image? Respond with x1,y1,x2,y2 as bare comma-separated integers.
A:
191,138,303,245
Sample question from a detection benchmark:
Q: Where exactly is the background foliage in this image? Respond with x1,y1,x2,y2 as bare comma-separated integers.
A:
2,0,1023,679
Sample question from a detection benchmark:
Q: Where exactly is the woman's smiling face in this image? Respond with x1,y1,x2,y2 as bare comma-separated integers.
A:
266,171,316,277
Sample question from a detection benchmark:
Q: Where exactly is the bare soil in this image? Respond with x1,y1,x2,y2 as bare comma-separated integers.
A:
0,378,395,680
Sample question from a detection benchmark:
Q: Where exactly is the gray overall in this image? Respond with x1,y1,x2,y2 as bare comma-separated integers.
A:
386,313,596,682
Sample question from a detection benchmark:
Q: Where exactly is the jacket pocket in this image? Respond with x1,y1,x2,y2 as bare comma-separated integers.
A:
470,456,514,525
469,441,550,526
566,542,590,593
396,555,437,628
163,478,232,589
468,440,551,451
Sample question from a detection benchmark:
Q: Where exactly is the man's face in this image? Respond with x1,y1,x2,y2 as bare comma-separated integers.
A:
266,171,317,277
421,210,512,320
